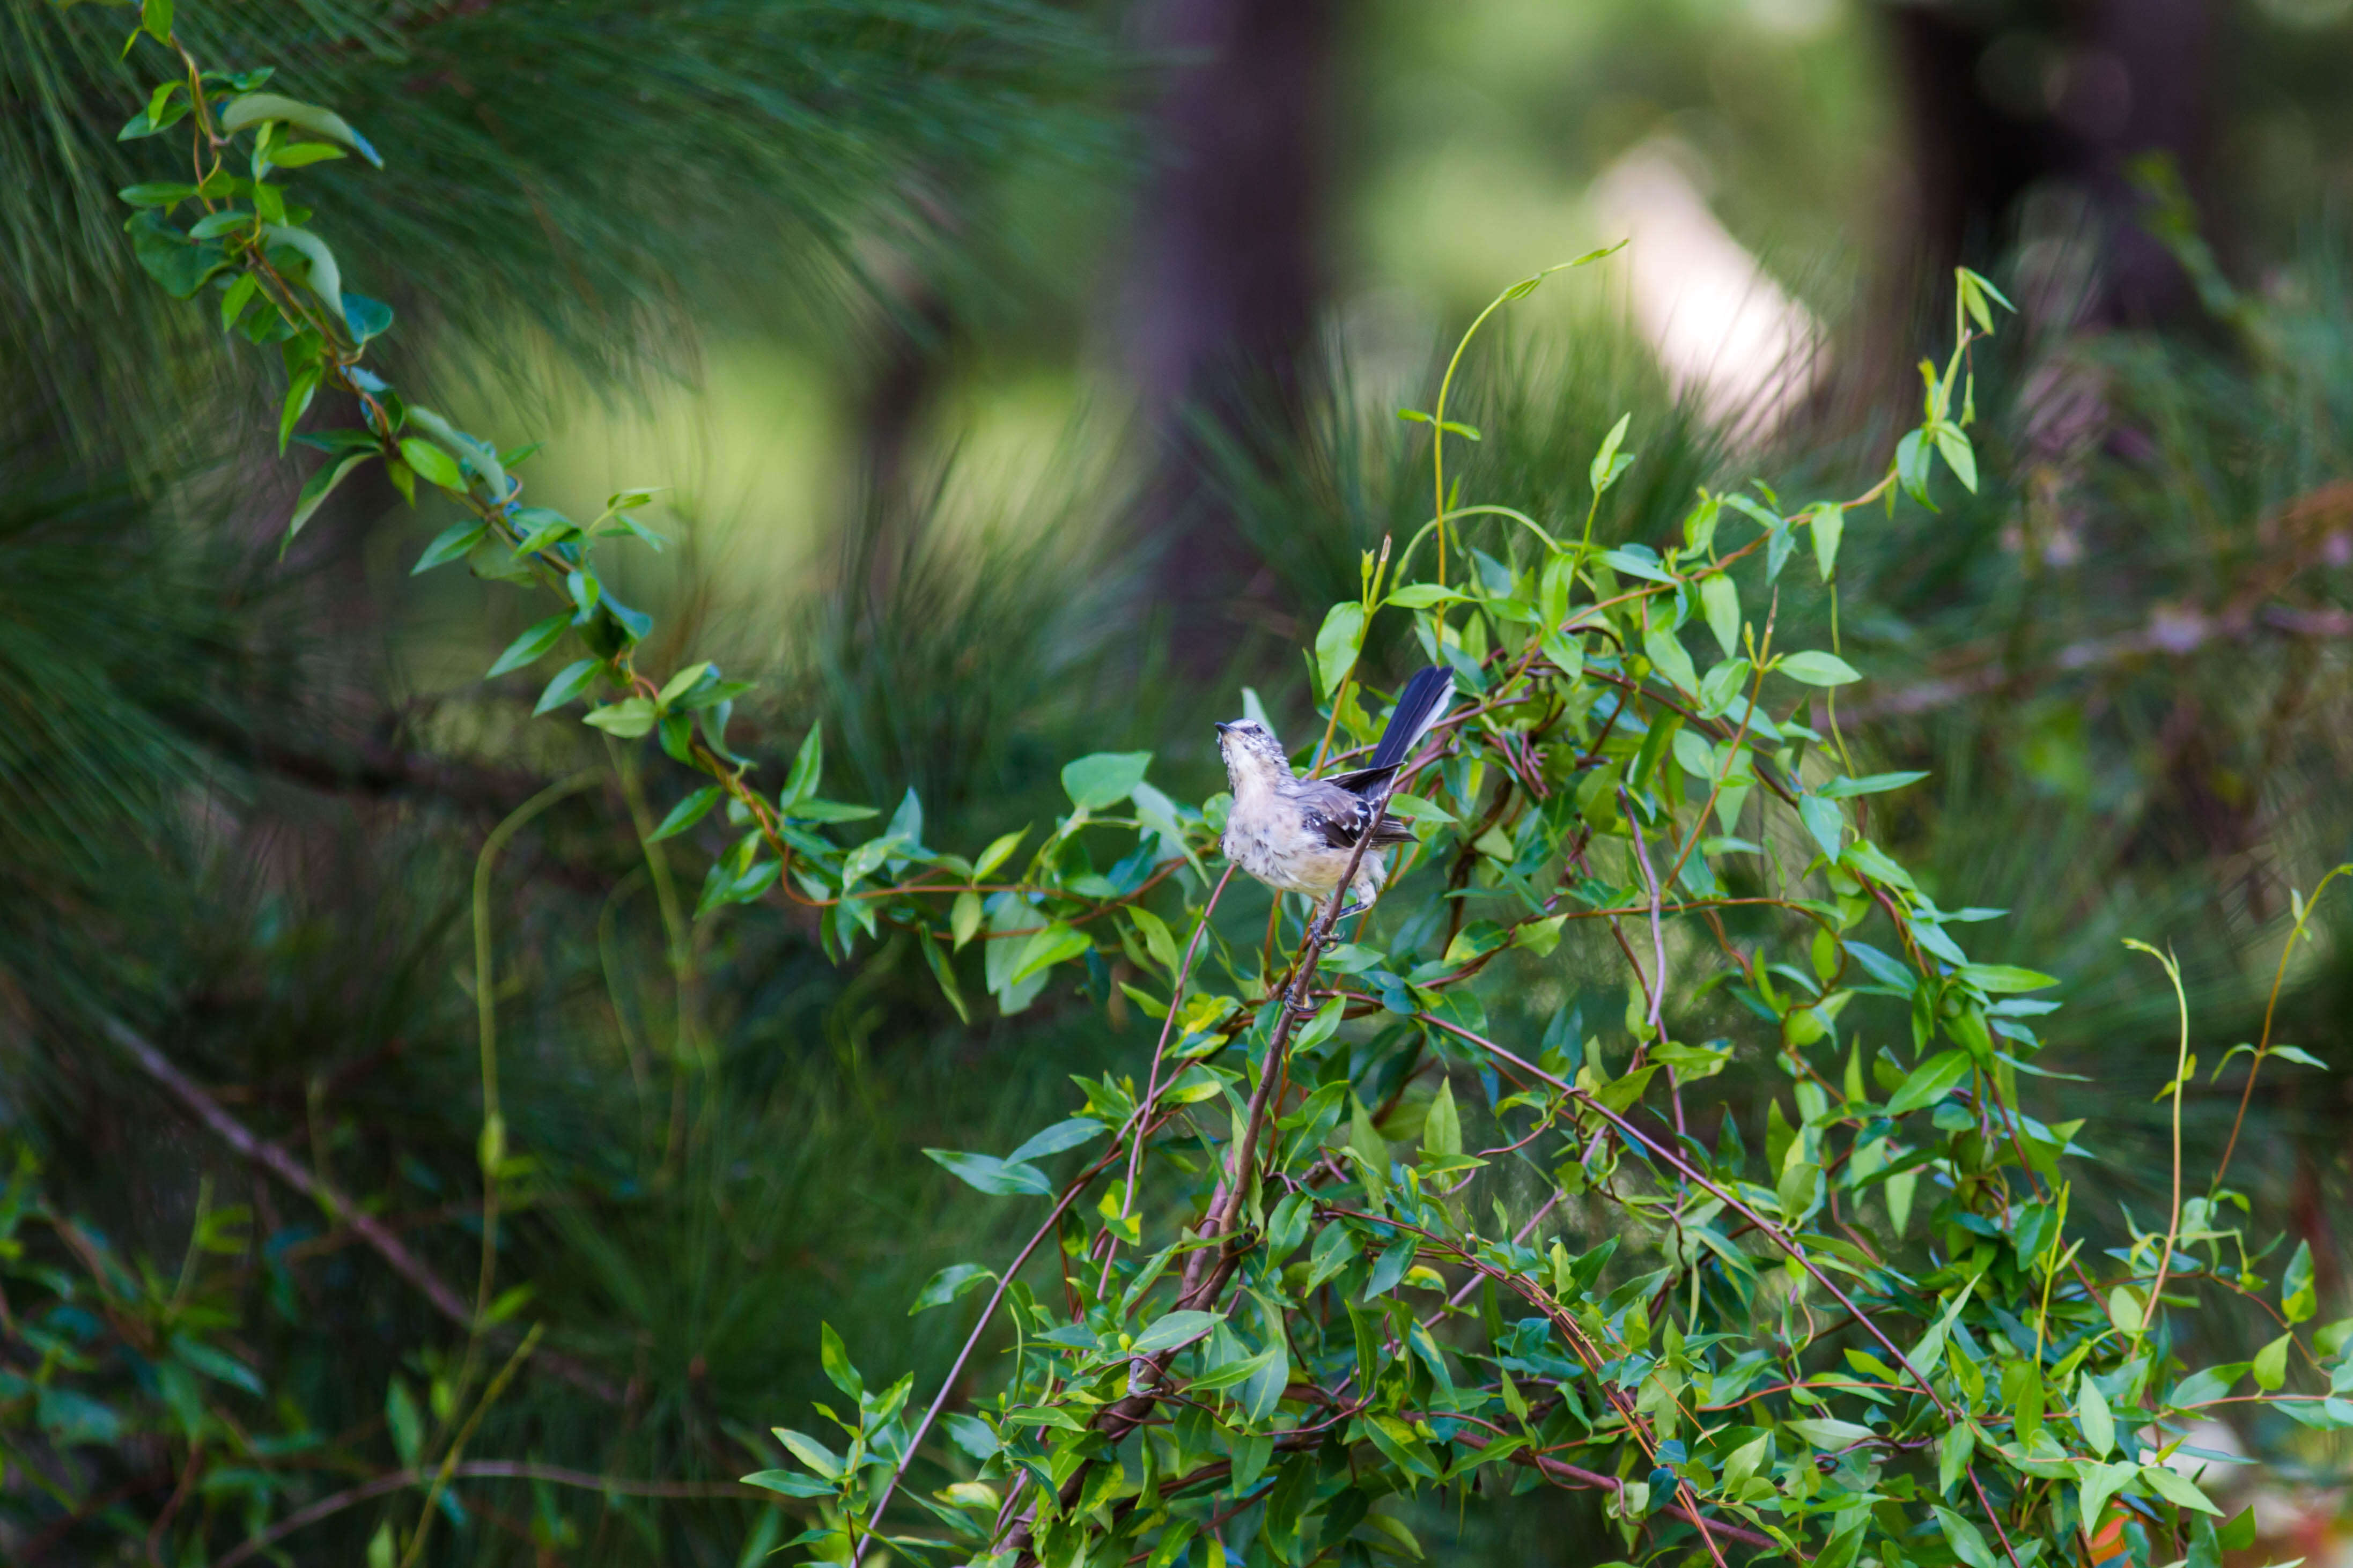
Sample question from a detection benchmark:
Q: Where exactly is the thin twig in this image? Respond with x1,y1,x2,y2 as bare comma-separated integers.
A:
98,1017,621,1403
398,1325,543,1568
211,1459,782,1568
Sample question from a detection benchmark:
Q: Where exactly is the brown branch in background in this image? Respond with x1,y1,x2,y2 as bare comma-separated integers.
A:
100,1017,621,1404
211,1460,786,1568
1848,602,2353,722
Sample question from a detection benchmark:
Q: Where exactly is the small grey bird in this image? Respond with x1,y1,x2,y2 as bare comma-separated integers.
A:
1216,665,1456,919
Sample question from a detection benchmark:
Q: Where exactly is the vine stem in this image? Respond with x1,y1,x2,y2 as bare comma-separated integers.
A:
2126,941,2191,1334
2210,864,2352,1195
396,1323,543,1568
1099,866,1238,1296
211,1459,790,1568
460,770,600,1409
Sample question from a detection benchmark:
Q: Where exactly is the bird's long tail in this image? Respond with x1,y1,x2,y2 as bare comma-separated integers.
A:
1368,665,1456,773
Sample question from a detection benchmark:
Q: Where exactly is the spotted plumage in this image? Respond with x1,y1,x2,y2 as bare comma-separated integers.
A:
1215,666,1455,915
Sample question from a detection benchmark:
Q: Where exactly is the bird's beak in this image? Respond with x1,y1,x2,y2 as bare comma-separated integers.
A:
1214,722,1234,736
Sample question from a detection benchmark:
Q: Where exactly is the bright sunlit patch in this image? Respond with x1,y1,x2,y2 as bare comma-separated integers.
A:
1590,140,1825,440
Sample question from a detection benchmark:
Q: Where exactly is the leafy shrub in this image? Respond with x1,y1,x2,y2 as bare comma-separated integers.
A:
38,11,2345,1568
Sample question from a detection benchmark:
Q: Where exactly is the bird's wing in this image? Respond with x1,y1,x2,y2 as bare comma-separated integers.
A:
1290,778,1383,850
1322,763,1398,796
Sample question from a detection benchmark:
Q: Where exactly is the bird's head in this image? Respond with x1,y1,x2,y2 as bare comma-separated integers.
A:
1214,719,1290,794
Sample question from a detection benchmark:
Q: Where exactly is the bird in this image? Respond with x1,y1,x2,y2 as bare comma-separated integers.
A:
1215,665,1456,921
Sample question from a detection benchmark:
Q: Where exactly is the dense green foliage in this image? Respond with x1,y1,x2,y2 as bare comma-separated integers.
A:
3,5,2351,1567
12,0,1116,448
24,22,2341,1568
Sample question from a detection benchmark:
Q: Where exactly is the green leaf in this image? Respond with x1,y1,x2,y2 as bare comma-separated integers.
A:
582,698,657,738
1363,1414,1442,1479
217,269,260,331
1809,501,1844,582
1777,1160,1823,1223
2141,1463,2222,1515
923,1150,1051,1197
740,1469,833,1498
341,291,393,343
168,1334,262,1394
285,451,371,545
409,524,487,580
1386,583,1466,609
1008,923,1089,986
268,140,348,168
260,224,344,327
1590,413,1633,495
385,1378,423,1467
1130,1311,1220,1356
2079,1460,2137,1534
1315,601,1368,698
1421,1077,1463,1159
910,1263,995,1315
1159,1065,1225,1106
278,361,320,455
772,1428,844,1481
1938,1422,1975,1497
1895,427,1937,507
1957,964,2059,994
141,0,171,46
1818,771,1928,799
119,181,196,209
510,507,577,556
1061,751,1152,813
218,92,382,167
2078,1373,2115,1458
2284,1240,2317,1324
1005,1118,1104,1165
1643,621,1699,694
487,612,571,677
397,438,464,492
124,209,226,298
1932,1506,1998,1568
647,786,721,842
657,662,712,707
1599,547,1675,584
2253,1332,2291,1392
951,891,984,950
117,93,193,142
919,930,969,1023
1798,793,1845,860
1934,426,1979,493
779,726,822,806
1349,1094,1389,1203
788,800,877,824
1129,906,1181,973
973,825,1027,879
1787,1416,1876,1450
1699,573,1740,658
818,1323,861,1397
1777,650,1862,686
1886,1049,1972,1116
533,660,601,715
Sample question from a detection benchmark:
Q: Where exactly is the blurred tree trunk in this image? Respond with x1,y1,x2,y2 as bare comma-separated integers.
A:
1123,0,1333,671
1884,0,2216,327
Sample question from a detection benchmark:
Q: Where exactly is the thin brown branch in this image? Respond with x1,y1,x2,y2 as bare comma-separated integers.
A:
99,1017,622,1404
